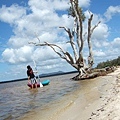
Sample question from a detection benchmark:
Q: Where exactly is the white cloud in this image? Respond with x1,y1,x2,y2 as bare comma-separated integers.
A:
31,0,69,10
2,45,34,64
79,0,90,8
93,50,106,57
8,36,29,48
32,47,58,61
92,23,109,40
111,37,120,47
0,4,26,24
104,5,120,21
91,23,109,49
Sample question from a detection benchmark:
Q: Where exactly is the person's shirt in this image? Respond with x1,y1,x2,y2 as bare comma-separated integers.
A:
27,68,35,79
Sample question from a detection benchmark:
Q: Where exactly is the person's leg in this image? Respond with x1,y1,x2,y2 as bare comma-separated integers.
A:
34,78,37,88
31,84,33,89
35,83,37,88
31,79,34,89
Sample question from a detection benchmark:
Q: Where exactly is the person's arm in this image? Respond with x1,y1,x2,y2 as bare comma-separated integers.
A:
28,76,31,83
33,70,38,74
27,70,31,83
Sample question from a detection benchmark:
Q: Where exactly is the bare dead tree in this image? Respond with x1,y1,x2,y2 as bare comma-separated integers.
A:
29,0,100,80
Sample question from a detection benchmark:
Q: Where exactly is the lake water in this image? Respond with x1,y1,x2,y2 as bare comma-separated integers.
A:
0,73,80,120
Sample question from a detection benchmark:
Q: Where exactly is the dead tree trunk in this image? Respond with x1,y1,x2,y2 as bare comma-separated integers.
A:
87,14,101,69
29,0,100,80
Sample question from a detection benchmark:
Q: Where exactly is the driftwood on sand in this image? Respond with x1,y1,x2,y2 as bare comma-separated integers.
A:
71,66,116,80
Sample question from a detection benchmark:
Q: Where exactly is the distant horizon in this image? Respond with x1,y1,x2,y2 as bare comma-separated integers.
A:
0,70,78,83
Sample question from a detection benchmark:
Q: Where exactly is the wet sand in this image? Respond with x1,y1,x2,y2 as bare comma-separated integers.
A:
20,67,120,120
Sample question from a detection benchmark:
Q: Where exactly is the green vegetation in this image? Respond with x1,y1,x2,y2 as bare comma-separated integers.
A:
96,56,120,69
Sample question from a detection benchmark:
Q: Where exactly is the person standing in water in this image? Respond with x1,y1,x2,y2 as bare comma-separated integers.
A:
27,65,37,89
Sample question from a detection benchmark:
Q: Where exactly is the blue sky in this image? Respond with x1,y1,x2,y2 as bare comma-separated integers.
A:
0,0,120,82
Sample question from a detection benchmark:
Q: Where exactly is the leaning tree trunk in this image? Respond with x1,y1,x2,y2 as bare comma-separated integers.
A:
29,0,100,80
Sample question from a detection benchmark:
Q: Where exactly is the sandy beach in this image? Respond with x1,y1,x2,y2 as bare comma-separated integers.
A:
20,67,120,120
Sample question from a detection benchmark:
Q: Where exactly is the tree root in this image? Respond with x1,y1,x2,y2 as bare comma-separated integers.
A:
71,67,115,81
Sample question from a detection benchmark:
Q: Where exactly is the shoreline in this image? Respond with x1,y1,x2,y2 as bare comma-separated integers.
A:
20,67,120,120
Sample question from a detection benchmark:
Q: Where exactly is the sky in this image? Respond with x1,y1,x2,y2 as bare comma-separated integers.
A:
0,0,120,82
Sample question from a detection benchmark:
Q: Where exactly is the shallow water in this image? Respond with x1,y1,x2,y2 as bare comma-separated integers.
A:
20,74,109,120
0,73,80,120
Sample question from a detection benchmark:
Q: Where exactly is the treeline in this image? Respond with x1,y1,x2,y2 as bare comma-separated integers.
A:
96,56,120,69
